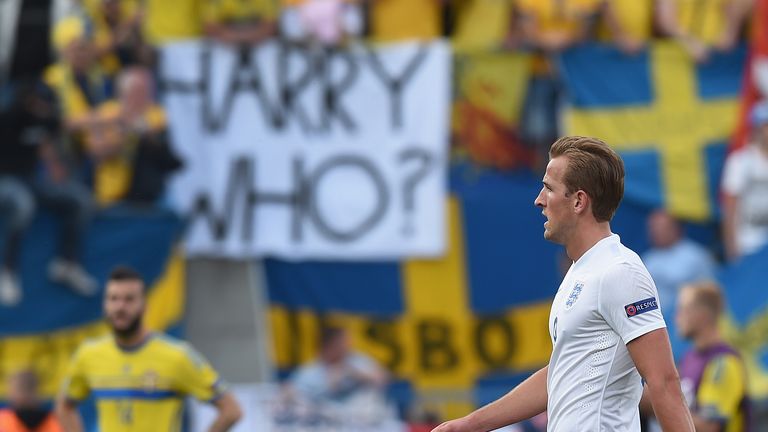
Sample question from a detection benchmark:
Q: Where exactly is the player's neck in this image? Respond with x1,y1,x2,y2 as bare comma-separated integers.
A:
693,326,722,351
114,327,150,349
565,222,612,262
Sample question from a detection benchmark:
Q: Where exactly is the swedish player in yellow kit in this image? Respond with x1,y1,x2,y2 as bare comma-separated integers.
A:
55,266,242,432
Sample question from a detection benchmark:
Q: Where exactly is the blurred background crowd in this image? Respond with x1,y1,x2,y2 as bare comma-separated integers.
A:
1,0,767,431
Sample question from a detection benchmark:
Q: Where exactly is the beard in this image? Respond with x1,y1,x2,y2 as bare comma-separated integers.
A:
110,314,143,339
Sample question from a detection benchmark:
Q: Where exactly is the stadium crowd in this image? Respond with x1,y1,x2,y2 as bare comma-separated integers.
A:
0,0,766,431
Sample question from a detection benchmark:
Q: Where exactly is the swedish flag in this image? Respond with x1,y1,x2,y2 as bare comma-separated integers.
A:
267,168,561,417
560,42,746,221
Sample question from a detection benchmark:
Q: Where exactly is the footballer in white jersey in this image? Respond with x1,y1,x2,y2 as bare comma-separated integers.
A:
432,136,694,432
548,234,665,431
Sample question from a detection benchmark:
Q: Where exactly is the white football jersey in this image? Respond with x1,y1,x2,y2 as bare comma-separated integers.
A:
547,234,666,432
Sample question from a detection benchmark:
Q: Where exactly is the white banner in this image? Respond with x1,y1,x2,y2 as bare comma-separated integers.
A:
160,41,450,259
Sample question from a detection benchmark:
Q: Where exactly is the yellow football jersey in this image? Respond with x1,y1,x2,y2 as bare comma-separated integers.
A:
63,333,224,432
697,354,748,432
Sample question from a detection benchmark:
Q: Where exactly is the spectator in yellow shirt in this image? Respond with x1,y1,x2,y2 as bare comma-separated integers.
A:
142,0,204,46
450,0,515,52
204,0,278,45
45,15,112,132
84,67,180,206
369,0,445,43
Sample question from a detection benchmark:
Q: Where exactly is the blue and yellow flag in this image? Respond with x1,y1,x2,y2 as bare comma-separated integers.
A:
267,168,561,418
560,42,746,221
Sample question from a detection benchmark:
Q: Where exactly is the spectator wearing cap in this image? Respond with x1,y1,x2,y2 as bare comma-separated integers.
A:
44,15,112,132
721,100,768,260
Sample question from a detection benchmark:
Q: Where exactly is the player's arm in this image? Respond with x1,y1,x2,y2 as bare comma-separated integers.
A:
177,343,242,431
432,364,548,432
347,354,388,388
207,391,242,432
56,346,90,432
639,383,654,416
627,328,695,432
55,397,85,432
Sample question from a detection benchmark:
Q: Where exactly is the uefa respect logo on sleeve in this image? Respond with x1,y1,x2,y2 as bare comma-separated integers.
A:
624,297,658,318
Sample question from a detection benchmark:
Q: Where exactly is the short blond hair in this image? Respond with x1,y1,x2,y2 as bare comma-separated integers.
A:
685,280,724,316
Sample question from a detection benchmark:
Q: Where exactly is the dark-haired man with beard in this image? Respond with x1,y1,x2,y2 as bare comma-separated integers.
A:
55,266,242,432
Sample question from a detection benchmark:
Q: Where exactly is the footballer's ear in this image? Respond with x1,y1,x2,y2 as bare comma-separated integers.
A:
573,190,590,215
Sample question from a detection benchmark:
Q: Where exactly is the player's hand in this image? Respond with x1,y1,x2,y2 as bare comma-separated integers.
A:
431,416,475,432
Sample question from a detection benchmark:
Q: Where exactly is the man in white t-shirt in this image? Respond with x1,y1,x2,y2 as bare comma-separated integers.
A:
722,100,768,261
433,136,694,432
286,326,388,402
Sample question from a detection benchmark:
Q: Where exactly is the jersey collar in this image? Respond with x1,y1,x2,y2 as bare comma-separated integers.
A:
572,233,619,269
114,332,155,353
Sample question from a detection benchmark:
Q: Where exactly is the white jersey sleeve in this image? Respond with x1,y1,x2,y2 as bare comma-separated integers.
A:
597,262,667,345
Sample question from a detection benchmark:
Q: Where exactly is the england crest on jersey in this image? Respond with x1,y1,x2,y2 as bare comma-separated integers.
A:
565,281,584,310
